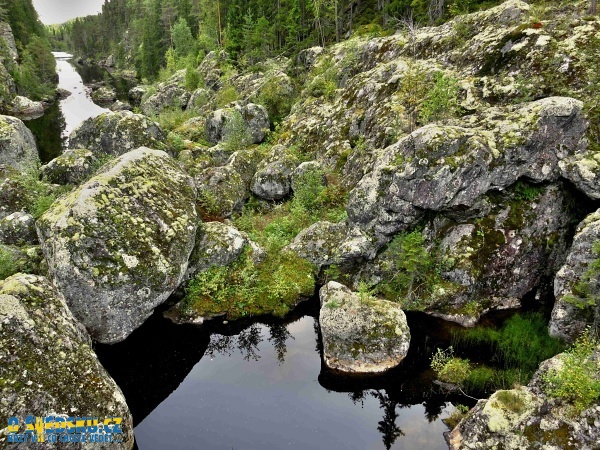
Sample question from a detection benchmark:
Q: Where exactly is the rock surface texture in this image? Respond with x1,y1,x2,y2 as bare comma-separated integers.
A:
550,210,600,342
68,111,166,157
319,282,410,373
36,147,198,343
0,274,134,449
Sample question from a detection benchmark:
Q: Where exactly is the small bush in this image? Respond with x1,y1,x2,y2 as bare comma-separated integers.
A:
216,85,238,107
419,71,461,123
431,347,472,385
0,247,19,280
543,331,600,413
495,390,526,414
223,110,251,152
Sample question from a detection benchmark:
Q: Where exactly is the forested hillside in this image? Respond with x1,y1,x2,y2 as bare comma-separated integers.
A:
51,0,503,80
0,0,56,100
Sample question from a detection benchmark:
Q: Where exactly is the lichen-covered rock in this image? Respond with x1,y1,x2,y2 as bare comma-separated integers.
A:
290,160,327,192
36,147,198,343
319,281,410,373
6,96,44,118
128,85,147,107
68,111,167,157
186,88,212,115
550,209,600,342
286,221,348,269
140,70,191,116
0,21,18,61
110,100,133,112
91,86,117,104
0,274,134,449
0,212,37,245
448,348,600,450
0,167,27,220
0,115,38,171
186,221,251,278
40,148,97,185
251,148,297,200
346,97,587,253
296,47,324,70
205,103,269,145
197,50,231,91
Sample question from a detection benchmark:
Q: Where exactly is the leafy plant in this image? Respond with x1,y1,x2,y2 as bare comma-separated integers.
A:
0,247,19,280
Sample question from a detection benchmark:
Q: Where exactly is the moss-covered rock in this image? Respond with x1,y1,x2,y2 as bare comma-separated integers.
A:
6,96,44,118
91,86,117,105
68,111,167,157
205,103,269,145
40,148,98,185
285,221,348,269
319,281,410,373
0,115,38,171
0,274,134,449
140,70,191,116
36,147,198,343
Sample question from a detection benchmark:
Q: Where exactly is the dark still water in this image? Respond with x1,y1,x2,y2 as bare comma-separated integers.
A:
95,298,469,450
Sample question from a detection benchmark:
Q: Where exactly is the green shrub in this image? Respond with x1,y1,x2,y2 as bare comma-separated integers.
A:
216,85,238,107
223,110,251,152
431,347,472,385
419,71,461,123
0,247,19,280
183,248,315,319
543,331,600,413
256,76,295,124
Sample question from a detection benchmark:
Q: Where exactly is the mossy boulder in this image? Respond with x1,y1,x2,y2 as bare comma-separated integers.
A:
128,85,147,107
68,111,167,157
250,147,298,200
0,167,28,221
36,147,198,343
319,281,410,373
0,274,134,449
550,209,600,342
0,115,38,171
91,86,117,105
0,212,37,245
195,165,246,219
285,221,348,269
40,148,98,185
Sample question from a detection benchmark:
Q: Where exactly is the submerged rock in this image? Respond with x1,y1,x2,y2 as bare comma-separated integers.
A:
550,209,600,342
0,274,134,449
40,148,98,185
36,147,198,343
68,111,167,157
319,282,410,373
0,115,38,171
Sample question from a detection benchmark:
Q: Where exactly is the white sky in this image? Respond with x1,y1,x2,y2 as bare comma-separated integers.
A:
32,0,105,25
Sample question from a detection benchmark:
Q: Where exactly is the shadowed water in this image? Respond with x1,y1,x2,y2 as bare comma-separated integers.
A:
95,298,472,450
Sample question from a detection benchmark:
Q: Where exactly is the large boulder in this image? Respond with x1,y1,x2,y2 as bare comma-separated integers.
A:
250,146,298,200
0,274,134,449
319,282,410,373
68,111,167,157
346,97,588,253
40,148,98,185
549,209,600,342
186,221,248,278
91,86,117,104
0,115,38,171
285,221,348,269
128,85,147,107
0,167,28,220
205,103,269,145
140,71,191,116
447,347,600,450
36,147,198,343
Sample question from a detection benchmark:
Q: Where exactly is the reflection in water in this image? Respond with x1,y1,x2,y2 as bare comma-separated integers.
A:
25,102,66,163
97,298,468,450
